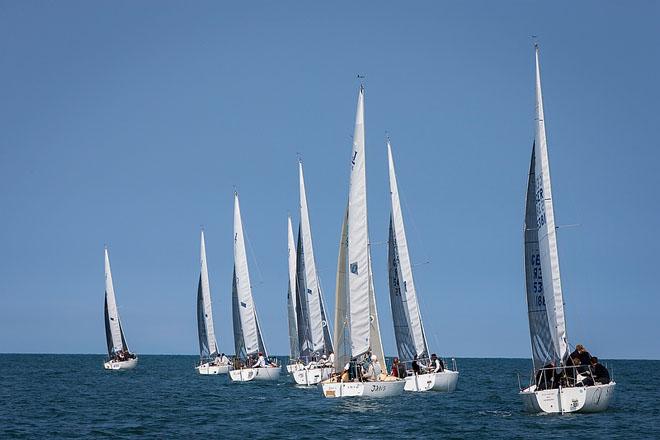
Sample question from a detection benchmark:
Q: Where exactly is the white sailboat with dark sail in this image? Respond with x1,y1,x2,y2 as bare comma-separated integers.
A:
386,140,459,392
519,45,615,413
103,247,138,371
321,85,405,398
229,192,282,382
290,161,335,385
195,230,231,375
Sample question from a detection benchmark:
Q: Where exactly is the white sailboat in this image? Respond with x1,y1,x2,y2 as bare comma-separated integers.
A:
386,140,459,392
519,44,615,413
195,230,231,375
103,247,138,370
229,192,282,382
321,85,405,398
291,162,335,385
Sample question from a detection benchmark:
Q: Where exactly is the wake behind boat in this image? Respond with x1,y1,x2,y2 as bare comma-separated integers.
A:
287,161,335,386
386,140,459,392
321,85,404,398
518,44,615,414
229,192,281,382
195,230,231,375
103,247,137,371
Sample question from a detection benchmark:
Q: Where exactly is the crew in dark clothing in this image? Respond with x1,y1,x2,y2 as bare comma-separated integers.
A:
535,362,557,390
564,357,581,386
569,344,592,373
412,356,421,375
590,357,611,384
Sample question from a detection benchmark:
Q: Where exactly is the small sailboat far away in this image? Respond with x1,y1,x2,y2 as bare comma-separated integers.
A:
321,85,405,398
195,230,232,375
290,161,335,385
518,44,615,413
386,140,459,392
229,192,282,382
103,247,138,370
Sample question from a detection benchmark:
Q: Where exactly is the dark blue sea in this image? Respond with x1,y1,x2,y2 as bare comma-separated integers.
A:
1,355,657,439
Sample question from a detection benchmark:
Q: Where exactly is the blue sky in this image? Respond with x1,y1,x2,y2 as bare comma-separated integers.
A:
0,1,657,359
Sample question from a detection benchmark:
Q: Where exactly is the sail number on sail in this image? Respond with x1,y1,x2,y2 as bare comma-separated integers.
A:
535,177,546,229
530,253,545,307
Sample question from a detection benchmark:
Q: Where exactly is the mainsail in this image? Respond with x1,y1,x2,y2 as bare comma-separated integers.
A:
286,215,300,360
104,247,129,356
333,85,385,368
295,162,333,358
524,45,569,369
232,193,268,359
386,141,429,362
197,230,219,360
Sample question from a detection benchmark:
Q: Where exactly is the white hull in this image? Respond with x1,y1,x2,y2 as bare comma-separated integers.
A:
103,357,138,371
229,366,282,382
404,370,459,392
293,367,334,385
321,379,405,398
196,362,231,375
520,382,616,413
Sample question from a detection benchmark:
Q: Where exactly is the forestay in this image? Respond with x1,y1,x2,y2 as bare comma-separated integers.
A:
104,248,129,356
232,193,267,359
197,230,219,360
386,141,429,362
526,45,569,367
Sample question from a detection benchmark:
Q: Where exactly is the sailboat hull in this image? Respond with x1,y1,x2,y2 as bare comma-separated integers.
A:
520,382,616,413
321,378,405,398
196,362,231,375
293,367,334,386
403,370,459,392
286,363,304,373
229,366,282,382
103,357,138,371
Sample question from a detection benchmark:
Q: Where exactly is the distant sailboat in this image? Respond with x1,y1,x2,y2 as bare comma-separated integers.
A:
519,45,615,413
321,85,405,398
229,192,282,382
103,247,137,371
291,161,335,385
195,230,231,375
386,140,459,392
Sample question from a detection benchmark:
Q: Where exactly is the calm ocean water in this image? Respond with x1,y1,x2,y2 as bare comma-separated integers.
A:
0,355,657,439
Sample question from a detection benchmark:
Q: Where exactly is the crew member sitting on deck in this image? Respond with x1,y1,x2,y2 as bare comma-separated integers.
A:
412,355,421,375
430,354,445,373
253,353,266,368
363,355,382,381
568,344,592,373
590,357,610,384
535,361,557,390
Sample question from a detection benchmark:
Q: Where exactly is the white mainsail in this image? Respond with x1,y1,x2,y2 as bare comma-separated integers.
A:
334,85,385,366
386,141,429,362
232,192,267,358
287,215,300,360
104,247,129,356
333,205,350,371
297,162,333,355
197,230,219,360
525,45,569,368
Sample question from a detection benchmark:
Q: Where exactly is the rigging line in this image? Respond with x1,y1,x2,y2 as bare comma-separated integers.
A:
398,183,432,268
243,224,265,287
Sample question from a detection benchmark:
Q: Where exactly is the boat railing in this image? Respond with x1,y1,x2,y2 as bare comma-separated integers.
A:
521,364,612,391
396,356,456,375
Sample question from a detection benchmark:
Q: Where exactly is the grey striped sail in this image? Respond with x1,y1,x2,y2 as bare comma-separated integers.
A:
197,230,219,361
332,85,385,370
286,215,300,360
524,45,569,370
386,141,429,363
104,248,130,356
294,162,334,360
232,193,268,359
